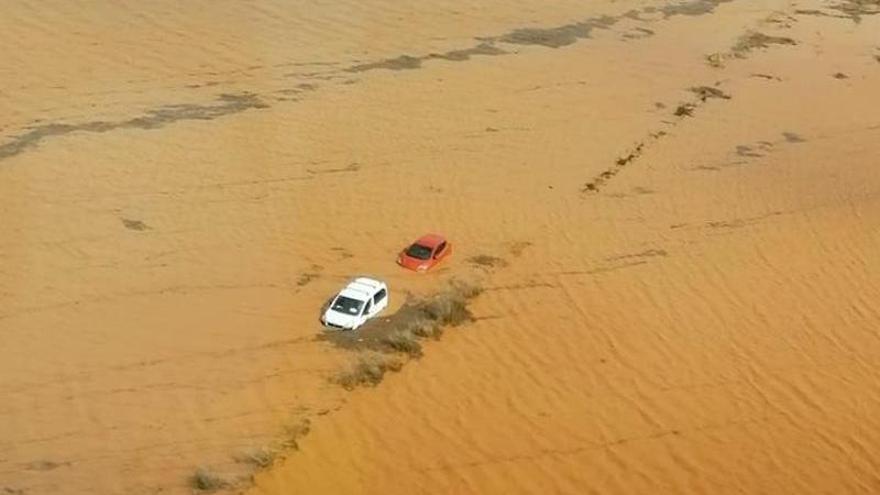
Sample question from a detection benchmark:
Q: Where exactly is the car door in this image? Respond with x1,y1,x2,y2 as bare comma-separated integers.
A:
362,299,373,322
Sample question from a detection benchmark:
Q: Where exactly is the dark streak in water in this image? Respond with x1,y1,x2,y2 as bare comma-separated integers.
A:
735,145,764,158
307,163,360,175
782,131,806,143
0,93,268,161
827,0,880,22
655,0,735,17
347,0,735,74
2,0,739,161
348,55,424,72
606,249,668,261
556,260,649,276
731,31,797,56
486,16,618,48
347,43,506,72
493,0,735,48
429,43,508,61
622,27,655,40
121,218,149,231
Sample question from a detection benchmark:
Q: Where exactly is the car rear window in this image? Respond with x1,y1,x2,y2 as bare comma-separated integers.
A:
406,243,432,260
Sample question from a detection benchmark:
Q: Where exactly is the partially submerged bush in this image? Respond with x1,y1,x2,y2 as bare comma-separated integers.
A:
234,446,277,468
705,52,725,68
690,86,731,101
335,352,404,390
449,279,483,300
282,419,311,450
381,330,423,357
190,466,230,491
674,104,695,117
417,279,482,327
407,318,441,339
420,293,469,326
731,32,796,57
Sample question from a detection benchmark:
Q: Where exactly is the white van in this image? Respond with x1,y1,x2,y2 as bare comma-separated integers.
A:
321,277,389,330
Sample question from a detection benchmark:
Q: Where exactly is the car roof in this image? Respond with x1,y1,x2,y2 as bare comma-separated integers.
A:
339,277,385,301
413,234,447,249
352,277,384,289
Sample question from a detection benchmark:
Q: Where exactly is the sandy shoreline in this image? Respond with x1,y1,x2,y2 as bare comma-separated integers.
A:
2,0,879,493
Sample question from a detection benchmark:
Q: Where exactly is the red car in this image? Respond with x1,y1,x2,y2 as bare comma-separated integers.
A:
397,234,452,272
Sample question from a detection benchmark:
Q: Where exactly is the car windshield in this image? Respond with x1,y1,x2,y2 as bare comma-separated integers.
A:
405,243,433,260
331,295,364,315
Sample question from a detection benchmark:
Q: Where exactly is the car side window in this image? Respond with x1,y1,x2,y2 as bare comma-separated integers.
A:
435,242,446,257
374,288,387,304
364,300,372,314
